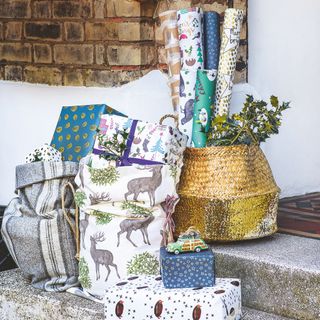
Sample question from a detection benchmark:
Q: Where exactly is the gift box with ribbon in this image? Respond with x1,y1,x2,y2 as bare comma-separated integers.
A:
51,104,125,162
160,246,215,289
104,275,241,320
92,114,188,168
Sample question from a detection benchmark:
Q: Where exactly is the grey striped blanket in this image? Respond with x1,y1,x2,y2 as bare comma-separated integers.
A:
1,161,80,292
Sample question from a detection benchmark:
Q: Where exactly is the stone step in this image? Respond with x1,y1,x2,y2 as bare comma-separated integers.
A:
213,233,320,320
243,307,294,320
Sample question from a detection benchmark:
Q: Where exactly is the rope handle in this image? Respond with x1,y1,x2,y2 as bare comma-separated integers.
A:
159,114,179,128
62,182,80,261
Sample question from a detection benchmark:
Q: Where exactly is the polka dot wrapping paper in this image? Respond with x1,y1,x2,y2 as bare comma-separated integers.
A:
160,247,215,289
50,104,125,162
214,9,244,117
104,275,241,320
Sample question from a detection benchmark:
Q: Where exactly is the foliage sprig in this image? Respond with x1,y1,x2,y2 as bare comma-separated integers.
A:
208,95,290,146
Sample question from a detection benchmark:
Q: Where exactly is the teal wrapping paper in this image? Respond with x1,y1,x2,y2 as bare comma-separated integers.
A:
203,11,221,71
51,104,125,162
192,69,217,147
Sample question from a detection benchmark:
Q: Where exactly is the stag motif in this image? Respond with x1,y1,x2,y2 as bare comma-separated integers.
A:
117,215,155,247
124,166,162,207
90,232,120,281
89,192,111,205
80,212,89,249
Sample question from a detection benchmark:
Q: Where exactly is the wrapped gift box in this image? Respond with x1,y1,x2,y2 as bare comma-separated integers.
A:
104,275,241,320
51,104,125,162
160,247,215,288
25,144,61,163
92,114,187,167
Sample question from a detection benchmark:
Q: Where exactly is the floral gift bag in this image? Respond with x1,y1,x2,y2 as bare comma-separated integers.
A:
75,155,179,207
77,202,166,298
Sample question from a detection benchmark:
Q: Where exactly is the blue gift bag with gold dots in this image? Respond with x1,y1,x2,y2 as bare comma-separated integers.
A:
51,104,125,162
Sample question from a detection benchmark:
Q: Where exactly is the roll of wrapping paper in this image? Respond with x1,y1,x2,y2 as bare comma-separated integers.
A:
215,8,244,116
203,11,221,70
178,69,197,146
159,10,181,114
192,69,217,148
177,7,204,70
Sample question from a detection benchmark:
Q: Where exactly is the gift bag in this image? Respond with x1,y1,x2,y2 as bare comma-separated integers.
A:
1,161,79,291
77,202,166,298
76,155,180,207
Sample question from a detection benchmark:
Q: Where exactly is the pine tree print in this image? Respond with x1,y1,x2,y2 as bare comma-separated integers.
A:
150,138,165,154
197,43,203,63
127,252,159,275
79,257,92,289
88,166,120,186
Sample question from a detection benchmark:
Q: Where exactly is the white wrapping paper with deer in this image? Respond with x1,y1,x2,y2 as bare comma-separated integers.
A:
75,155,179,207
77,202,166,298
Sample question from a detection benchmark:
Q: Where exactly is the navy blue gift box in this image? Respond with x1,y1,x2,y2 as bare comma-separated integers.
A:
160,247,215,289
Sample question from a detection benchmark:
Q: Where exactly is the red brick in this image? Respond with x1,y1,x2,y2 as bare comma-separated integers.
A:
0,43,31,62
54,45,94,65
5,22,22,41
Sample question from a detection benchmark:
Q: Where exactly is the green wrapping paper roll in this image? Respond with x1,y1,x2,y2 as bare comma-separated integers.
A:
192,69,217,148
215,8,244,116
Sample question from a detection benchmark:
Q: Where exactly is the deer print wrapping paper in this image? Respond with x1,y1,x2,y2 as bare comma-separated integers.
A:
104,275,241,320
178,69,197,145
214,9,244,117
78,203,166,298
75,155,179,207
50,104,125,162
93,114,188,168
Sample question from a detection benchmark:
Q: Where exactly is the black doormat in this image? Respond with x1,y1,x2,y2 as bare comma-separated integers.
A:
0,205,17,271
278,193,320,240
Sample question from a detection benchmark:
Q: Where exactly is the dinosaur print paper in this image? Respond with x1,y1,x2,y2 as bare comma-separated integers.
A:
178,69,197,145
177,7,204,71
104,276,242,320
75,155,179,207
78,203,165,298
214,9,244,117
93,114,187,170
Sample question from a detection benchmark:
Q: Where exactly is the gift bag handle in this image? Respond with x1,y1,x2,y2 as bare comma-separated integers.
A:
159,114,179,128
62,182,80,261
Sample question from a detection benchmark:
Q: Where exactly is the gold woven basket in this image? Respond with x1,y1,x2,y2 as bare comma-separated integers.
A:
174,144,280,242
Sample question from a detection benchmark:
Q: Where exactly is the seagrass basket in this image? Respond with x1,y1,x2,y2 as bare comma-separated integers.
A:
174,144,280,242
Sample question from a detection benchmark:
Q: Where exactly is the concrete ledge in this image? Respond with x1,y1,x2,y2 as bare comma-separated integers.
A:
0,269,103,320
214,233,320,320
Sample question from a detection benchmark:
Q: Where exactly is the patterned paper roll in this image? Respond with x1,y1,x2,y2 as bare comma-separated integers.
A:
178,69,197,146
203,12,220,70
192,69,217,148
177,7,204,70
215,8,244,116
159,10,181,114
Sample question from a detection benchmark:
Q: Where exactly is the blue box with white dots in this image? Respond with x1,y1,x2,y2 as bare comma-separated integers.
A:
160,247,215,289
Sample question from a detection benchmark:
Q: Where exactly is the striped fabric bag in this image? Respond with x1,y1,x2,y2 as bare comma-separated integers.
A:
1,161,79,292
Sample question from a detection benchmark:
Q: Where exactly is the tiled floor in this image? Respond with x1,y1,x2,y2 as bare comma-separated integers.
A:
278,193,320,239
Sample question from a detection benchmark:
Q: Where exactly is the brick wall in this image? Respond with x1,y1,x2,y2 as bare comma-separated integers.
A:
0,0,247,87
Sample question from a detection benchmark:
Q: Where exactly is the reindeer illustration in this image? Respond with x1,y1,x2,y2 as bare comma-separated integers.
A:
80,212,89,249
117,215,155,247
124,166,162,207
89,192,111,205
90,232,120,281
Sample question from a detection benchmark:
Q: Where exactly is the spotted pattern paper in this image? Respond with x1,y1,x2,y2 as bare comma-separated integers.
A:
203,11,221,71
104,275,241,320
50,104,125,162
215,9,244,116
160,247,215,289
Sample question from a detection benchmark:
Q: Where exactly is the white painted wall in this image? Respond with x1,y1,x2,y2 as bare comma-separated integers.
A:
0,0,319,204
248,0,320,197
